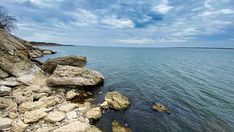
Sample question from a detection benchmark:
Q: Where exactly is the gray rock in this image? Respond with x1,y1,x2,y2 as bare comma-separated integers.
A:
0,68,9,78
0,77,22,87
41,56,87,74
0,86,11,96
0,118,12,130
46,65,104,87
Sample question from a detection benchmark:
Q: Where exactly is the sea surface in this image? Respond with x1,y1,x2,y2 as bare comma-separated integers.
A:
39,46,234,132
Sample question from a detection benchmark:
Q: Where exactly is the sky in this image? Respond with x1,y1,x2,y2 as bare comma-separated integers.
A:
0,0,234,47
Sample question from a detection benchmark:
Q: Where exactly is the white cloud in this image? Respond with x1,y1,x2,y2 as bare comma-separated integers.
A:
101,17,134,28
69,9,98,26
152,0,173,14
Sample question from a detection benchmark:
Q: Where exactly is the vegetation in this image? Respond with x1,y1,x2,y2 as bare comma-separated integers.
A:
0,6,16,32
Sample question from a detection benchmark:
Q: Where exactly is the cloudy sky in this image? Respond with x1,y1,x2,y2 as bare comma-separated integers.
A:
0,0,234,47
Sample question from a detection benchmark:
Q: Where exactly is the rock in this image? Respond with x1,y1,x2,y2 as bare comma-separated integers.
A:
5,102,18,119
0,97,13,108
34,93,49,100
44,111,65,123
0,68,9,78
36,127,53,132
78,102,91,114
66,90,77,100
112,120,131,132
41,56,87,74
85,107,102,120
0,118,12,130
12,119,28,132
58,103,77,112
152,103,169,113
66,110,78,120
47,65,104,87
100,101,109,109
23,108,47,123
86,125,102,132
53,121,90,132
0,77,22,87
0,86,11,96
105,91,130,110
42,50,52,55
29,85,51,94
19,96,58,112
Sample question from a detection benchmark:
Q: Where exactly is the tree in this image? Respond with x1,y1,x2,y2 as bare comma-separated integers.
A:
0,7,16,32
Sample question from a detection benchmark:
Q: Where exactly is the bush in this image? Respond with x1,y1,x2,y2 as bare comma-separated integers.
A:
0,7,16,32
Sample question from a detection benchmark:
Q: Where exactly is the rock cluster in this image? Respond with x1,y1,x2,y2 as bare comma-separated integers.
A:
104,91,130,110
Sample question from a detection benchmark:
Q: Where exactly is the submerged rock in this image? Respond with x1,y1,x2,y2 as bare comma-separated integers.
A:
41,56,87,74
85,107,102,120
112,120,132,132
46,65,104,87
105,91,130,110
152,103,169,113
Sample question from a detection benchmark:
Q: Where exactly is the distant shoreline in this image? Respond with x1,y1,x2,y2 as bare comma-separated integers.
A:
30,41,74,46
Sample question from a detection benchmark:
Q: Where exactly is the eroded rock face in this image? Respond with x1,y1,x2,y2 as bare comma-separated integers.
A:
105,91,130,110
46,65,104,87
85,107,102,120
112,120,132,132
41,56,87,74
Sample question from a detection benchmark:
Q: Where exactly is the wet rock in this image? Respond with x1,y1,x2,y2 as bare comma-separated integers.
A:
0,118,12,130
152,103,169,113
46,65,104,87
44,111,65,123
53,121,90,132
58,103,77,112
100,101,109,109
23,108,47,123
0,86,11,96
0,77,22,87
12,119,28,132
66,89,77,100
105,91,130,110
41,56,87,74
0,68,9,78
112,120,132,132
85,107,102,120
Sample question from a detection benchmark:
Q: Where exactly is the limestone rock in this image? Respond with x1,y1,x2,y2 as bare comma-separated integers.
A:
0,77,22,87
0,97,13,108
5,101,18,119
86,125,102,132
105,91,130,110
23,108,47,123
66,89,77,100
85,107,102,120
12,119,28,132
112,120,131,132
0,86,11,96
100,101,109,109
41,56,87,74
44,111,65,123
42,50,52,55
66,110,78,120
0,118,12,130
152,103,169,113
58,103,77,112
53,121,90,132
47,65,104,87
78,102,91,114
0,68,9,78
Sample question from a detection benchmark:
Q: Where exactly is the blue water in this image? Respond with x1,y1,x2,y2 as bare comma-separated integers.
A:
39,46,234,132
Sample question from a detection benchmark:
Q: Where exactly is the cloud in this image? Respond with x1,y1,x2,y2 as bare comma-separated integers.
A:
101,17,134,28
152,0,173,14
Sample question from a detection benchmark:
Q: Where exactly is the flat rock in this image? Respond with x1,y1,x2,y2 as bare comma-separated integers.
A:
23,108,47,123
44,111,65,123
112,120,132,132
0,77,22,87
0,118,12,130
58,103,77,112
12,119,28,132
46,65,104,87
105,91,130,110
0,68,9,78
85,107,102,120
0,86,11,96
41,56,87,74
53,121,90,132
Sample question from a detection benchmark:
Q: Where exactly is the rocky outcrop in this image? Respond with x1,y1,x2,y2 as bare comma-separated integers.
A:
46,65,104,87
104,91,130,110
112,120,132,132
41,56,87,74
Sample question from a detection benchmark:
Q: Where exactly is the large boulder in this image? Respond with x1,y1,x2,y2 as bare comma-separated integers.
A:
105,91,130,110
41,56,87,74
46,65,104,87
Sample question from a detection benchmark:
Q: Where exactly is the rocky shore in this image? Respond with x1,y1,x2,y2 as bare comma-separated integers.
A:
0,29,131,132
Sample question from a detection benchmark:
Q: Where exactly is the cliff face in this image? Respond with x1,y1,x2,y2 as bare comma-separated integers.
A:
0,29,38,77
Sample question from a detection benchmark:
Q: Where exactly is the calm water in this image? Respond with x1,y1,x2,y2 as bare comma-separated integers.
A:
40,46,234,132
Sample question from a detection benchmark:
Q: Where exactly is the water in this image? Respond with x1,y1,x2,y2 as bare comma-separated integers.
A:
39,46,234,132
